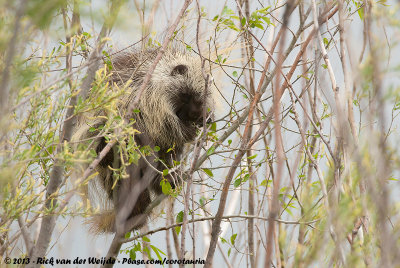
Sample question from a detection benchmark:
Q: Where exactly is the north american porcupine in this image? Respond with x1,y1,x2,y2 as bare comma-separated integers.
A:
73,46,214,234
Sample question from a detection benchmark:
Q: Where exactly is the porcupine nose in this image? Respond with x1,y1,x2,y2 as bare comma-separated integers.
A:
188,100,202,122
175,92,204,124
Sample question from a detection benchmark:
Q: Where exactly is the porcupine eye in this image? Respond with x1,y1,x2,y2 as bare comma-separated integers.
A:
171,64,188,76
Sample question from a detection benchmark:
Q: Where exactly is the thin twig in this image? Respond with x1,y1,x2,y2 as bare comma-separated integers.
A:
123,214,320,244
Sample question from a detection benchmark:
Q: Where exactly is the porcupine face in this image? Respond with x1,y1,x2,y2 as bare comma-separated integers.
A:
171,64,206,124
174,89,203,125
142,50,210,149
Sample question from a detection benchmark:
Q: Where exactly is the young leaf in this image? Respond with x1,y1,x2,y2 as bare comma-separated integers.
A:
202,168,214,177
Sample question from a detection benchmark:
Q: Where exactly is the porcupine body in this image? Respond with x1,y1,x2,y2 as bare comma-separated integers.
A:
74,46,213,234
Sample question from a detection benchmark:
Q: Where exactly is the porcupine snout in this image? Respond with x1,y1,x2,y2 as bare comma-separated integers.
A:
175,91,205,125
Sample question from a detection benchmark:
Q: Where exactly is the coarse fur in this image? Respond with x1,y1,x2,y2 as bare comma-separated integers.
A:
73,46,213,234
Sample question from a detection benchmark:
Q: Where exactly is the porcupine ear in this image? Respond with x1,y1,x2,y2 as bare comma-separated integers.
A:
171,64,188,76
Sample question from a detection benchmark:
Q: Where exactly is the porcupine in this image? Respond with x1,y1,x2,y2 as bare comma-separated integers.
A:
73,46,214,234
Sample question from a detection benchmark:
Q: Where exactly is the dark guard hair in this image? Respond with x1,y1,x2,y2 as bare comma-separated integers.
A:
72,46,214,234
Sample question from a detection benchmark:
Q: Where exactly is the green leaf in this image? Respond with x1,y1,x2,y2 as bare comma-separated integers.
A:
133,243,141,251
199,196,206,206
161,180,172,195
141,145,152,155
234,178,241,187
129,151,140,165
176,211,184,223
258,6,271,13
243,173,250,183
241,17,246,26
162,169,169,176
254,23,264,30
232,71,238,77
129,249,136,260
357,8,364,20
261,16,272,25
202,168,214,177
166,144,175,153
247,154,257,160
230,233,237,245
150,245,165,261
209,122,217,132
124,232,131,239
142,236,150,242
207,146,215,156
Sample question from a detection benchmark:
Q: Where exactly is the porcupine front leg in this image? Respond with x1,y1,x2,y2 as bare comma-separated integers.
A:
114,160,153,234
114,133,161,233
96,137,120,199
